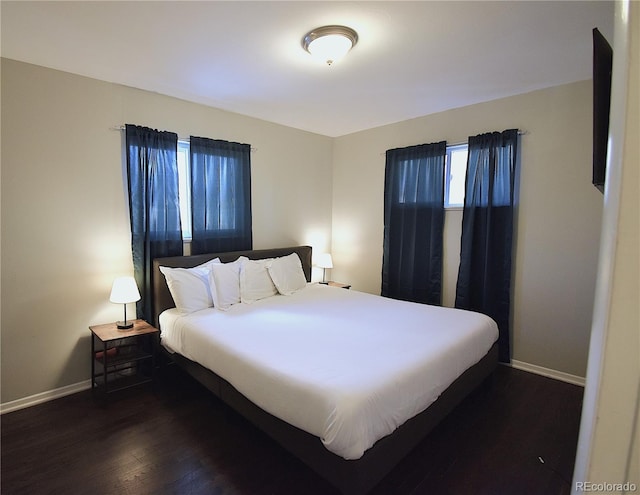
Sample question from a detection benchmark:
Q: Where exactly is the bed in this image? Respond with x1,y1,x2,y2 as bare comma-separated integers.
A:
152,245,498,494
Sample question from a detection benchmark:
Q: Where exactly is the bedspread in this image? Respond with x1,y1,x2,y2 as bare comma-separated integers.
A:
160,284,498,459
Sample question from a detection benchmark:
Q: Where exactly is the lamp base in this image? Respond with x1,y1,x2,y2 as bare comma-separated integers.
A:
116,321,134,330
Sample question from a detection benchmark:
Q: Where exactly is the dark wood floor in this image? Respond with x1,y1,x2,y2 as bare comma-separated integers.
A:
1,365,583,495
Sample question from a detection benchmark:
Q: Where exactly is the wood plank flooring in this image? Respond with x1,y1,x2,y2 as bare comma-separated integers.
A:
1,365,583,494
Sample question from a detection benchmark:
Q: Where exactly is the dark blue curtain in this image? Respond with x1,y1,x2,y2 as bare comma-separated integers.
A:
455,129,518,363
382,141,446,304
125,124,182,322
189,137,252,254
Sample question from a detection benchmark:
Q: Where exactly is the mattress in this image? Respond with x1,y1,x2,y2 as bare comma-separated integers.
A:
160,283,498,460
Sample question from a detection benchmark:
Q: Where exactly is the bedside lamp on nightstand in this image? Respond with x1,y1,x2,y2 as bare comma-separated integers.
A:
316,253,333,284
110,276,141,330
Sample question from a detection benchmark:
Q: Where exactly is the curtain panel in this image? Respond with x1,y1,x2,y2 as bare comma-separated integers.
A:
382,141,446,305
189,137,252,254
455,129,519,363
125,124,182,322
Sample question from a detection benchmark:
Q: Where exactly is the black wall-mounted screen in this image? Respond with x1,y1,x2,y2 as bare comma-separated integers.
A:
592,27,613,193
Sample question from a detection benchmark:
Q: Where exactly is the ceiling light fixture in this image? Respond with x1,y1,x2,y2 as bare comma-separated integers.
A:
302,25,358,66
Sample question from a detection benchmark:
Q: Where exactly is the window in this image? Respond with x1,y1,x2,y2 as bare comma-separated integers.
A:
445,144,468,208
188,136,252,253
177,139,251,242
177,140,192,240
124,125,251,318
394,143,468,208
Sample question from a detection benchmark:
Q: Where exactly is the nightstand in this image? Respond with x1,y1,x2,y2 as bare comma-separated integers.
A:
89,319,159,401
327,281,351,289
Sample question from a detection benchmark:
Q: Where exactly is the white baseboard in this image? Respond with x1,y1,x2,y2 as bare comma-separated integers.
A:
508,360,585,387
1,380,92,415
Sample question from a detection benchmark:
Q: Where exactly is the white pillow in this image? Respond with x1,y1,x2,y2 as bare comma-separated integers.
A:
208,256,247,311
240,258,277,303
159,258,221,314
268,253,307,295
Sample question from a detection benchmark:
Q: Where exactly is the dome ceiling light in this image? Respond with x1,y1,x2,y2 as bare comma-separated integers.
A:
302,25,358,66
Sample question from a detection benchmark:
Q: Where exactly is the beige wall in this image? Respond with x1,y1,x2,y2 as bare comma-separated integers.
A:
1,57,605,405
331,81,603,378
1,59,333,404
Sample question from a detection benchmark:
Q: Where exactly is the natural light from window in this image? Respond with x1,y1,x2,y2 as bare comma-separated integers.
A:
177,140,192,240
445,144,468,208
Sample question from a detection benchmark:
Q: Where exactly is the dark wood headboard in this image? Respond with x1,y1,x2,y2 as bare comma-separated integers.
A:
152,245,313,328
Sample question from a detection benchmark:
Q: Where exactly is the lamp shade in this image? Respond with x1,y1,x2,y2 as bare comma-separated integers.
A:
109,276,141,304
302,25,358,65
316,253,334,269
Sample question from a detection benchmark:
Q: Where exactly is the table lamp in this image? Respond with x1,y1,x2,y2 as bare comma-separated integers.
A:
316,253,333,284
110,276,141,330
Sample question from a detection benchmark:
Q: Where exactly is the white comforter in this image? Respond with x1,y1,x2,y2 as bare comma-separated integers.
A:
160,284,498,460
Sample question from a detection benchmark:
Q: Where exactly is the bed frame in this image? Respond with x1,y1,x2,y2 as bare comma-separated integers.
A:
152,245,498,494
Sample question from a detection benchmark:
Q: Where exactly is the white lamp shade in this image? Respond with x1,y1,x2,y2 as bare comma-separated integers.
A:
302,25,358,66
307,34,353,64
110,276,141,304
316,253,334,269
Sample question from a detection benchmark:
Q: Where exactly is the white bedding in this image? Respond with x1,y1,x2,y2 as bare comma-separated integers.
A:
160,283,498,460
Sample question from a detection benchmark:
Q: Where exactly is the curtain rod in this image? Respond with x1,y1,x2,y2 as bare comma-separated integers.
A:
380,130,528,155
110,126,257,152
448,130,528,148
